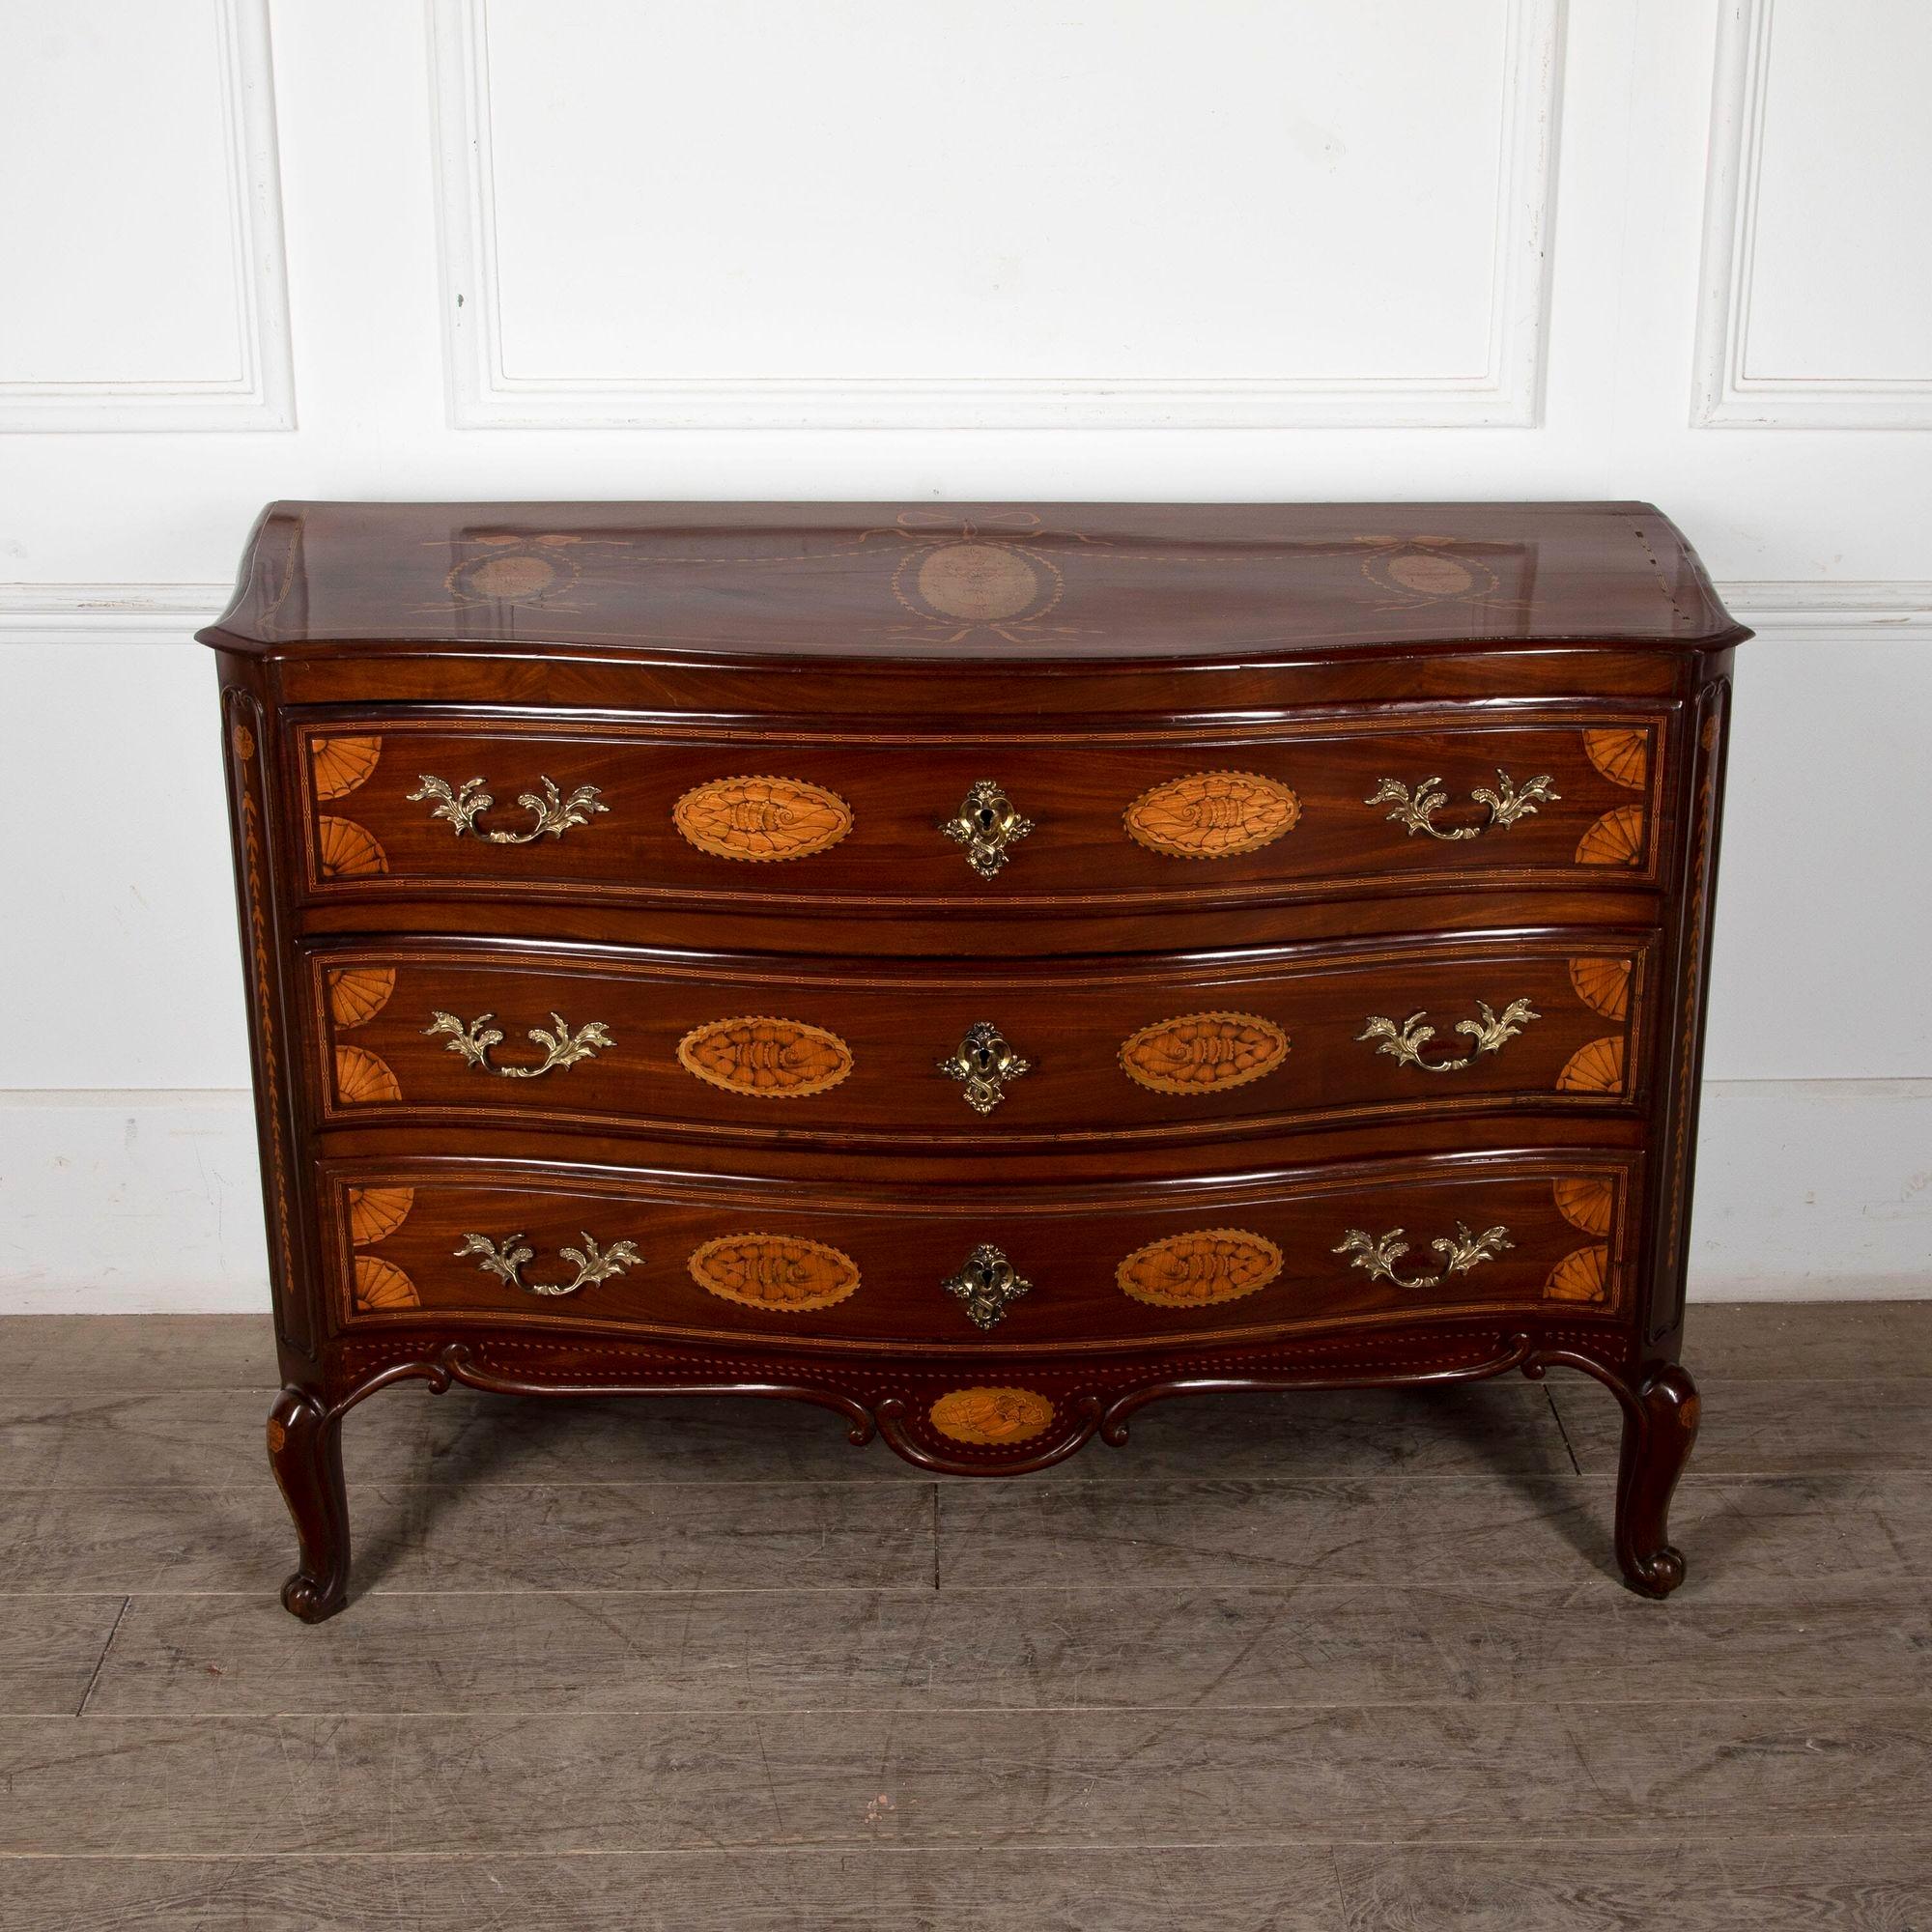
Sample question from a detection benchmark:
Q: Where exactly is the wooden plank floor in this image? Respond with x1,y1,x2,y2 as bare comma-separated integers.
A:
2,1306,1930,1929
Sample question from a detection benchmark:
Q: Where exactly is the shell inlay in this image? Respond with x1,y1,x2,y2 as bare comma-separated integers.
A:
673,776,853,863
1120,1011,1289,1095
676,1015,854,1098
929,1385,1055,1446
1117,1228,1283,1307
1124,770,1301,860
688,1234,861,1312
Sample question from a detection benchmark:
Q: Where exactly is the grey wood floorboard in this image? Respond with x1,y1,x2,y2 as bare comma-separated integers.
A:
0,1480,934,1596
85,1580,1932,1717
0,1314,279,1392
0,1387,431,1488
4,1838,1925,1932
935,1470,1932,1596
0,1598,126,1716
1685,1300,1932,1379
5,1702,1932,1853
1550,1375,1932,1475
0,1847,1360,1932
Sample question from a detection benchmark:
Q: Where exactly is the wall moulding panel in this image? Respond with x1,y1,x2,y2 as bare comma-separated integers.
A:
429,0,1563,430
1693,0,1932,428
0,0,294,432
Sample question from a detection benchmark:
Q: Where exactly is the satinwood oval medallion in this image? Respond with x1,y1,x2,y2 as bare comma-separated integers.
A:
688,1234,861,1312
1120,1011,1289,1095
1123,770,1301,860
1117,1228,1283,1307
673,776,853,863
676,1015,854,1098
929,1386,1056,1446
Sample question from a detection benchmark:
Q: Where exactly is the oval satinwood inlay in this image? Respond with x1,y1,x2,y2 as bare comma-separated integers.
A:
1119,1011,1289,1095
1117,1228,1283,1307
689,1234,861,1312
929,1386,1055,1446
673,776,853,863
676,1015,854,1098
1123,770,1301,860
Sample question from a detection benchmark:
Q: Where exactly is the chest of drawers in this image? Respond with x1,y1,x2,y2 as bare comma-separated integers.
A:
205,500,1743,1621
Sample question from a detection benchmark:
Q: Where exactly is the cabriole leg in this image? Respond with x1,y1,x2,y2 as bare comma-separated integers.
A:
267,1385,351,1622
1613,1362,1699,1599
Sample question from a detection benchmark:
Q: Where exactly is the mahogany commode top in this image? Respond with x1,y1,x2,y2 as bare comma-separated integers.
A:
204,500,1742,1620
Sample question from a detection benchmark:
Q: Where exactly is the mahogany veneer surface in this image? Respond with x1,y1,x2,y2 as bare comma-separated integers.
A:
204,499,1742,1619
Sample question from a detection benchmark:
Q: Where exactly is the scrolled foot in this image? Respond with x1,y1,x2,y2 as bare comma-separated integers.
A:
1614,1362,1698,1600
268,1386,352,1623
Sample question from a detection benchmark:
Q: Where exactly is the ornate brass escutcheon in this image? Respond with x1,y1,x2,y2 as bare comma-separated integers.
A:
942,779,1033,878
408,773,609,844
943,1242,1033,1328
454,1231,641,1298
937,1020,1032,1113
1365,770,1558,842
423,1009,613,1079
1331,1222,1513,1292
1356,998,1539,1073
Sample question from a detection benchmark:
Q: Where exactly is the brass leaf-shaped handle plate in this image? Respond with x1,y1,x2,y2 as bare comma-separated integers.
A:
455,1230,641,1298
943,1242,1032,1329
424,1010,613,1079
942,779,1033,878
1357,998,1539,1073
1332,1222,1513,1292
1365,770,1558,842
937,1020,1031,1114
408,773,609,845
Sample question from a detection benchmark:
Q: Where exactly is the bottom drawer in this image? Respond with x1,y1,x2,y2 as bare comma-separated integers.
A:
328,1151,1638,1352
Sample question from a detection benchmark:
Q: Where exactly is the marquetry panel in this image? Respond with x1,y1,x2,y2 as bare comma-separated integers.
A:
1123,770,1301,859
1552,1176,1616,1238
1117,1228,1283,1307
326,965,395,1030
1568,956,1632,1022
675,1016,854,1098
929,1386,1056,1446
1575,805,1645,868
335,1045,402,1105
673,776,852,861
310,735,384,801
1119,1011,1290,1095
317,816,388,879
1546,1244,1611,1304
1556,1037,1626,1095
347,1185,415,1246
346,1183,417,1312
688,1234,861,1312
1582,727,1648,791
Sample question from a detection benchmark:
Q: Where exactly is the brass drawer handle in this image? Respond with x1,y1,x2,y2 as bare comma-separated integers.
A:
455,1231,640,1299
943,1242,1032,1328
1332,1221,1513,1291
424,1009,613,1079
1366,770,1557,842
1358,998,1539,1073
408,773,610,844
942,779,1033,878
938,1020,1031,1114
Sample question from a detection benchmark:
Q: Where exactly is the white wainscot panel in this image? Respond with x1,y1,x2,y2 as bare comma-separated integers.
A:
1693,0,1932,427
1702,616,1932,1082
0,0,293,430
433,0,1561,428
0,622,251,1088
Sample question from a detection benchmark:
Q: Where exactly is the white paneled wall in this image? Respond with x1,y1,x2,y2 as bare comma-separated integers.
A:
1,0,1927,1310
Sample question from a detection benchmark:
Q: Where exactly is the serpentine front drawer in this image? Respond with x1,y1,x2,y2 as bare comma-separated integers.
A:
293,714,1667,911
328,1151,1640,1350
310,934,1654,1145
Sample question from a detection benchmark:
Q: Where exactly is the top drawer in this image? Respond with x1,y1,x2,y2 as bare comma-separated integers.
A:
293,712,1669,912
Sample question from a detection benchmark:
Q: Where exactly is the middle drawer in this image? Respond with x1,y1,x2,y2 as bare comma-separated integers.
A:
310,934,1653,1147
